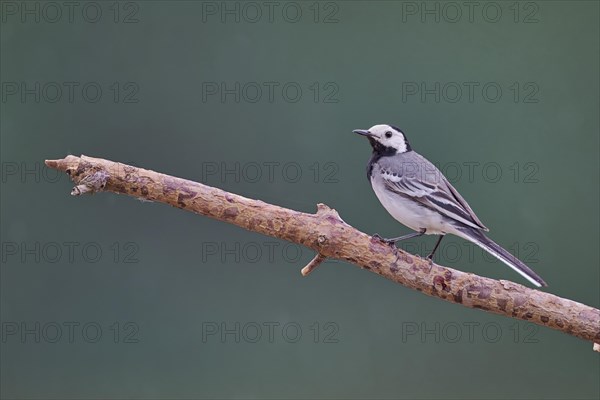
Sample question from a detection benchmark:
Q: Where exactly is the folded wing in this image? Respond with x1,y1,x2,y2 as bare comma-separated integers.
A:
381,171,488,231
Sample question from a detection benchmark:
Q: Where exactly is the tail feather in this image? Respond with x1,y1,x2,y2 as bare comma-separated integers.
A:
457,228,547,288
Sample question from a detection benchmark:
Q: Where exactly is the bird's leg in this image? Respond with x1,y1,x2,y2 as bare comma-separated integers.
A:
373,230,426,247
426,235,445,262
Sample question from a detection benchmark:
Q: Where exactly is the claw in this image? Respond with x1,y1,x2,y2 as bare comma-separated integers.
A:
426,258,434,273
372,233,397,247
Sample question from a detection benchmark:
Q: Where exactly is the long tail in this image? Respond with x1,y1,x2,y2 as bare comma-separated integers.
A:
456,228,547,287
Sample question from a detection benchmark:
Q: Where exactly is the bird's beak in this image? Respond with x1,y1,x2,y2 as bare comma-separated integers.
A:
353,129,374,137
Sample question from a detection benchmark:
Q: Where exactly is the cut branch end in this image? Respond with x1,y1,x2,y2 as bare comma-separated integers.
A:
45,159,59,169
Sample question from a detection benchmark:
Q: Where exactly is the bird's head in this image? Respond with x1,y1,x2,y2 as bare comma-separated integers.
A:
353,124,411,155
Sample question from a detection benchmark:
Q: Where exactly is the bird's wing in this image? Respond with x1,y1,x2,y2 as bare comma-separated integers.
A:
442,177,488,231
381,171,488,231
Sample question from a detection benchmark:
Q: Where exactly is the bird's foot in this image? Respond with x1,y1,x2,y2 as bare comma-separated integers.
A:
425,258,434,273
372,233,397,247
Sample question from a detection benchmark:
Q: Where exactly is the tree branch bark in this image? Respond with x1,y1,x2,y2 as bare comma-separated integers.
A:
45,155,600,350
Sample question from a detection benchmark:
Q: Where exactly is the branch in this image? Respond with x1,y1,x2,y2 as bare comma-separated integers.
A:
45,155,600,350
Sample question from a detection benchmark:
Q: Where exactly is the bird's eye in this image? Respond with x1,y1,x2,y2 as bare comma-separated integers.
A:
385,131,393,138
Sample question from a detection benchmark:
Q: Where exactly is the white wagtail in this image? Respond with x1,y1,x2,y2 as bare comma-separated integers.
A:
354,124,547,287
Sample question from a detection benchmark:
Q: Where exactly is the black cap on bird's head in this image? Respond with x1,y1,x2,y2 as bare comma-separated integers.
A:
354,124,411,154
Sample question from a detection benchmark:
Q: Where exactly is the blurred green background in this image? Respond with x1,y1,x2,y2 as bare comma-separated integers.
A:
1,1,599,399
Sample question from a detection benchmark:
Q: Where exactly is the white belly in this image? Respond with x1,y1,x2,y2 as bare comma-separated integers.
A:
371,178,452,235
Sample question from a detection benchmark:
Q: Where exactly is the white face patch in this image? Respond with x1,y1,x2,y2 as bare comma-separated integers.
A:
368,124,409,153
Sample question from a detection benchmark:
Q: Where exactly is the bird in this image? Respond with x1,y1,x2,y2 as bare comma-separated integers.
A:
354,124,547,287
